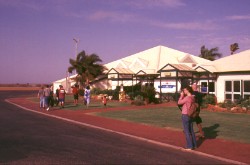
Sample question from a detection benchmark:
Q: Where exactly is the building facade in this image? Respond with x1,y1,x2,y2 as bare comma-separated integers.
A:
53,46,250,103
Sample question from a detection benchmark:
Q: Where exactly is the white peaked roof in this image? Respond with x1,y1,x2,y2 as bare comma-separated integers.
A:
195,65,217,73
53,46,250,84
211,49,250,72
105,45,211,74
53,74,77,83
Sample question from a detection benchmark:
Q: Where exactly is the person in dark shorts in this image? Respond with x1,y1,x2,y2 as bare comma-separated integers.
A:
192,83,205,138
58,85,66,108
71,84,79,106
44,85,51,111
102,95,107,107
55,86,60,106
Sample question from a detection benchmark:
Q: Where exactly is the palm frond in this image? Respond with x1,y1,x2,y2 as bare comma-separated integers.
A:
68,50,106,85
199,45,222,61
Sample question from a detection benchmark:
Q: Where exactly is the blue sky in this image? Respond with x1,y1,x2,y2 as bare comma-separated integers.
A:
0,0,250,84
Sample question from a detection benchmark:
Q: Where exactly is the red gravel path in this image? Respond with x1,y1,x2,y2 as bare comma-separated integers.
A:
7,98,250,164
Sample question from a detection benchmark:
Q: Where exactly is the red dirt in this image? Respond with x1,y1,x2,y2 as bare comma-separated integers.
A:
7,98,250,164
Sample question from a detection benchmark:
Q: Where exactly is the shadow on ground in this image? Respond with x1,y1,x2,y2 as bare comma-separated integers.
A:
197,123,220,147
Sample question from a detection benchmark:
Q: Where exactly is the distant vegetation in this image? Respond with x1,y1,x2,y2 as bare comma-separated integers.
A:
0,83,44,87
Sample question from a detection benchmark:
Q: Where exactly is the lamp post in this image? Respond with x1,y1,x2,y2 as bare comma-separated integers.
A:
72,38,80,87
73,38,80,59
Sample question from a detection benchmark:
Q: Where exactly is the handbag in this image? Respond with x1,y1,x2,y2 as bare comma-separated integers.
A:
187,102,199,118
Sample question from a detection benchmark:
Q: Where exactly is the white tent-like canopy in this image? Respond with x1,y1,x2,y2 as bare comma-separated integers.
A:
53,45,250,103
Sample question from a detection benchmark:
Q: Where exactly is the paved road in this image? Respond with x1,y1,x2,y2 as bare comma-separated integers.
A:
0,91,227,164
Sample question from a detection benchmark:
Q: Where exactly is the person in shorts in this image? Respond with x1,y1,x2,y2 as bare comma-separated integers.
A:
55,86,60,106
71,84,79,106
58,85,66,108
37,86,45,109
44,85,51,111
192,83,205,138
102,95,107,107
84,86,91,108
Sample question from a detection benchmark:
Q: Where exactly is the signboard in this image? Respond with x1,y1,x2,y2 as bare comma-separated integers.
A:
155,81,179,93
158,85,175,88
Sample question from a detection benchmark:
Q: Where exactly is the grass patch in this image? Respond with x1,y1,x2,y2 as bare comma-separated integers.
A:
28,96,131,110
0,87,39,91
27,95,250,143
95,107,250,144
60,100,131,110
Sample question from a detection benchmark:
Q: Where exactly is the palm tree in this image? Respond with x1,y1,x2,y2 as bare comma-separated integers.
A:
230,43,239,55
199,45,222,61
68,50,107,87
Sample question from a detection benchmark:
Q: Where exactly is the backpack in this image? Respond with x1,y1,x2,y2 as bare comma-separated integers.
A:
187,102,199,118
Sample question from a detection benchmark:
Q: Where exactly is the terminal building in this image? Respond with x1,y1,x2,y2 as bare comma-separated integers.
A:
53,45,250,103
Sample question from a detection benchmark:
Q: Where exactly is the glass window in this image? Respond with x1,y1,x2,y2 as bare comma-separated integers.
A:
233,81,240,92
225,81,232,92
234,94,241,100
225,94,232,99
244,81,250,92
208,82,215,92
201,82,207,93
244,94,250,100
201,82,207,87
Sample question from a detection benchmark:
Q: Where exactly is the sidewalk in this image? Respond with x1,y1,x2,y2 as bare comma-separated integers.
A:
7,98,250,165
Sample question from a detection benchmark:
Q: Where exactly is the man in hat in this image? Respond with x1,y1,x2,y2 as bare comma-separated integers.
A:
192,83,205,138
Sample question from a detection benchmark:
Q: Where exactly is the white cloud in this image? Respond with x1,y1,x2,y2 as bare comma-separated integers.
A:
226,15,250,20
86,9,220,31
126,0,185,8
0,0,39,10
87,10,135,23
0,0,70,12
151,20,219,30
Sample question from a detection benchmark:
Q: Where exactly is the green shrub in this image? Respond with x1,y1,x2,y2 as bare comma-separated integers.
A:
78,89,85,96
127,92,134,100
90,88,120,100
133,91,146,99
100,89,119,100
132,100,145,106
218,100,236,109
135,95,143,101
203,94,216,106
91,88,102,95
132,95,145,106
239,98,250,110
141,85,156,103
112,90,119,100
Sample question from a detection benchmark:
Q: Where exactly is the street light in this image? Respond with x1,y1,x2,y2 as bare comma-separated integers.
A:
65,38,80,93
73,38,80,59
71,38,80,88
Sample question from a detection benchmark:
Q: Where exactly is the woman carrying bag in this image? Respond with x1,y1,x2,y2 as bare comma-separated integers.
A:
178,86,197,150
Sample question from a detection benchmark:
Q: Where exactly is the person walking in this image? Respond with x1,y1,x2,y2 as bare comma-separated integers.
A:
84,86,91,108
192,83,205,138
102,95,107,107
58,85,66,108
48,85,54,108
178,86,197,150
55,86,60,106
44,85,51,111
37,86,45,109
71,84,79,106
